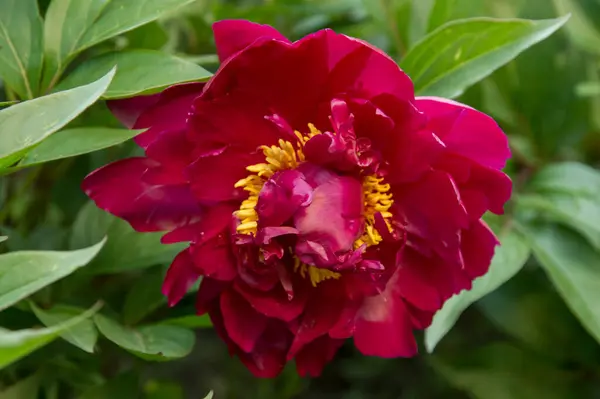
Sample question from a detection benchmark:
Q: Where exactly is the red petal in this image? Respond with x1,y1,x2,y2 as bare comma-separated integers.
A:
203,30,332,128
394,170,469,260
196,278,230,315
287,284,346,359
82,157,202,232
295,335,344,377
162,203,237,244
220,289,268,353
162,249,200,306
235,281,308,322
237,320,292,378
213,20,290,62
293,164,363,263
395,247,471,312
326,37,414,102
186,149,261,203
354,271,417,357
189,94,283,153
107,94,159,129
461,220,499,279
190,235,237,281
416,97,511,171
131,82,204,149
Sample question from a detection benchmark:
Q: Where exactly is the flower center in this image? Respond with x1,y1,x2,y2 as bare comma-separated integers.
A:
233,124,394,286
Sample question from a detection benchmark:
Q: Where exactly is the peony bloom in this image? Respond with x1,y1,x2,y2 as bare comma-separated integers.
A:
83,20,511,377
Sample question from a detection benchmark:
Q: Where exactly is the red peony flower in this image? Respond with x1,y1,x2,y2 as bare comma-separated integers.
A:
83,20,512,377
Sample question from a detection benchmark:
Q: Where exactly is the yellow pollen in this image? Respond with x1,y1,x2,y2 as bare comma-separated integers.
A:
233,123,394,285
294,258,341,287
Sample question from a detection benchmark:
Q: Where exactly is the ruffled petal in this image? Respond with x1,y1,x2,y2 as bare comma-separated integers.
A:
295,335,344,377
395,247,471,312
460,220,499,279
326,38,415,102
162,249,200,306
236,320,293,378
235,281,308,322
110,83,204,149
190,234,237,281
82,157,202,232
416,96,510,170
221,289,268,353
394,170,469,261
354,271,417,357
213,19,290,62
186,149,261,203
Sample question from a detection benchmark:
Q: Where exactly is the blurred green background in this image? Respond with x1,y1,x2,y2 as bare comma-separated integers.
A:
2,0,600,398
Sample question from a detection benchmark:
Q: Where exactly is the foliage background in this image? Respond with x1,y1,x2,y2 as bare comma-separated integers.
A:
1,0,600,398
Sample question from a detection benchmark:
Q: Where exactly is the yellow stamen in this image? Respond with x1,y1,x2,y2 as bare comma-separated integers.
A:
294,258,341,287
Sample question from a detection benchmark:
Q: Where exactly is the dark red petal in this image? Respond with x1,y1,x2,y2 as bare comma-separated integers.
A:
235,281,308,322
461,220,499,279
349,98,440,184
162,249,200,306
187,149,261,203
394,170,469,260
196,278,230,315
145,128,195,180
220,289,268,353
463,163,512,216
127,82,204,149
256,169,313,227
190,234,237,281
189,94,283,152
213,19,290,62
416,96,510,170
287,284,346,359
293,164,363,263
396,247,471,312
295,335,344,377
326,38,414,102
162,203,237,244
354,272,417,357
203,30,332,128
237,320,292,378
107,94,159,129
82,157,202,232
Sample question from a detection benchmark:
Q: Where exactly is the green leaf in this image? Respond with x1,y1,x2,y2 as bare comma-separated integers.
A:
78,372,139,399
42,0,112,90
400,16,569,98
159,315,212,329
518,193,600,251
56,50,212,99
520,162,600,250
0,373,41,398
94,314,195,361
70,202,186,274
0,0,43,99
30,303,98,353
17,127,143,167
143,380,184,399
432,343,582,399
122,267,167,325
552,0,600,54
0,239,105,311
521,223,600,344
527,162,600,197
0,69,115,169
0,303,101,369
425,224,531,352
75,0,196,53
